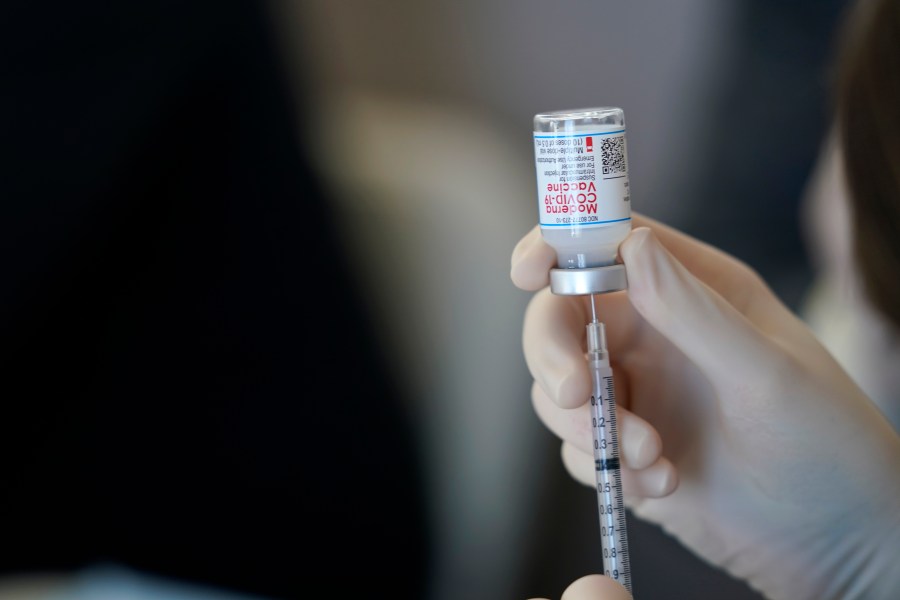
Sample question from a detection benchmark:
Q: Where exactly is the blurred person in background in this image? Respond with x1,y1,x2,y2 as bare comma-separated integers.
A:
1,1,431,598
512,0,900,598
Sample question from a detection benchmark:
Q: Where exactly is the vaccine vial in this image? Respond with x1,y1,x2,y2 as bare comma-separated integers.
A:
533,107,632,268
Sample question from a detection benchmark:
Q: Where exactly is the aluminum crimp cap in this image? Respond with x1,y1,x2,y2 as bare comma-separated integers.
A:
549,264,628,296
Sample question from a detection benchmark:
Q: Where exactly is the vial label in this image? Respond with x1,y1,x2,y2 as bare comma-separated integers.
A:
534,130,630,229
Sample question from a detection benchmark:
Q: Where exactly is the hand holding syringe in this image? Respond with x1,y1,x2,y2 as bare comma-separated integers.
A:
517,129,900,599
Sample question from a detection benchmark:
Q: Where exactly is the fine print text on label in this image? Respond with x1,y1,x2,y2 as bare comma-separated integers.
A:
534,132,629,228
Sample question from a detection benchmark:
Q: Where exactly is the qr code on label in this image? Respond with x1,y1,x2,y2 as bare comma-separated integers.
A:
601,136,626,175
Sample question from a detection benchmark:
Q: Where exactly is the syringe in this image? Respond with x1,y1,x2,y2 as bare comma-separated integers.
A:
547,260,632,595
586,293,632,595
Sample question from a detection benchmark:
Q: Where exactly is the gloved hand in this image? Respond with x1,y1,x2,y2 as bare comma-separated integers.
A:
511,214,900,600
529,575,631,600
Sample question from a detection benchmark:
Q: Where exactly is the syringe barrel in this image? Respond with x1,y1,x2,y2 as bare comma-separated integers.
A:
590,355,632,594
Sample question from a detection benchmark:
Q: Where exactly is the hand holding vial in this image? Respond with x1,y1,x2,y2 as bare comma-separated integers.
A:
512,215,900,600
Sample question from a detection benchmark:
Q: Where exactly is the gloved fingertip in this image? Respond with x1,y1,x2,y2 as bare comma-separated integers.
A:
625,425,662,471
657,463,679,497
555,368,590,409
619,226,662,276
561,574,632,600
637,460,679,498
618,226,684,321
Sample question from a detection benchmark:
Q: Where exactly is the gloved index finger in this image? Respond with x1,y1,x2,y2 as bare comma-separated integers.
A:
631,213,772,316
630,213,803,337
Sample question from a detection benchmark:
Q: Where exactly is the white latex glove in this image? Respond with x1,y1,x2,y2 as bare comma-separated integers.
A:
511,214,900,600
529,575,632,600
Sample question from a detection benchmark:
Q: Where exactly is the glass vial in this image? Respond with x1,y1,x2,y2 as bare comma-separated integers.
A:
533,107,632,268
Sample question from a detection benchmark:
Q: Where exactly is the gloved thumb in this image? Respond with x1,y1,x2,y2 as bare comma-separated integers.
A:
619,227,779,393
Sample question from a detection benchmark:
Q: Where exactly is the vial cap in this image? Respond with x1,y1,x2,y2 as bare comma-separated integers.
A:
549,264,628,295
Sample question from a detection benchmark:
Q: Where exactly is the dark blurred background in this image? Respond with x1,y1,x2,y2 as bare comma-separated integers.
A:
1,0,852,599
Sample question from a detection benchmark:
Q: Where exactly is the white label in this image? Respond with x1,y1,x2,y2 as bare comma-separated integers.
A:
533,130,630,228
